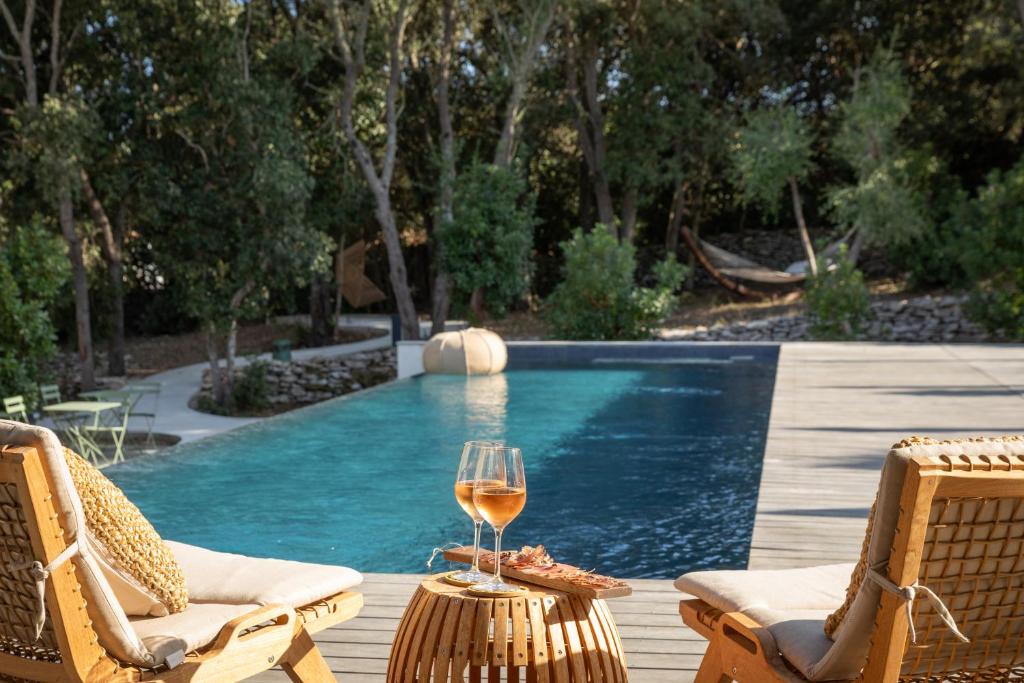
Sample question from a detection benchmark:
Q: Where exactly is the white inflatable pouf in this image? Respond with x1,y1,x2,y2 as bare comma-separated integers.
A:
422,328,508,375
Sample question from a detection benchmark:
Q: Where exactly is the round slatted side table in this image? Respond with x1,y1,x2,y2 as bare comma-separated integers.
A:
386,575,628,683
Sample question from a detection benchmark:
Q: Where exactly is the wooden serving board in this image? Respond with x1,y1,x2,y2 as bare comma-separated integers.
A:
442,546,632,599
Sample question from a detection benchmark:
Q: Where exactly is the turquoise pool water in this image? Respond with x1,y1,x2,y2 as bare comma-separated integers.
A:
108,350,777,578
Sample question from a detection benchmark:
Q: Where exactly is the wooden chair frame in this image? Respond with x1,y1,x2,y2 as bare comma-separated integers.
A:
681,452,1024,683
0,444,363,682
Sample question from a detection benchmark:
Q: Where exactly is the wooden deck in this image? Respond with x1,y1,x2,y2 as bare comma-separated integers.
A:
253,342,1024,682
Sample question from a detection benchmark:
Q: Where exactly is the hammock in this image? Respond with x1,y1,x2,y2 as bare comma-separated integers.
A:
680,227,856,297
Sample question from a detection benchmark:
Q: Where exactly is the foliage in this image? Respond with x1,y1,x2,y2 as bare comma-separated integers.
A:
827,50,929,247
957,160,1024,339
231,361,271,413
804,245,871,340
0,218,69,402
544,228,686,340
438,162,536,315
730,107,814,217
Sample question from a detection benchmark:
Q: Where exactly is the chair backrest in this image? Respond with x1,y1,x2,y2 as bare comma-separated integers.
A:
3,396,28,422
39,384,61,405
0,421,163,678
861,437,1024,681
0,444,110,679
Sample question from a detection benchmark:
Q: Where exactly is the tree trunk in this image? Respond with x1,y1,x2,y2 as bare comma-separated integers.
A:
567,38,616,239
491,0,555,169
620,188,638,244
665,182,687,254
788,176,818,277
430,0,455,337
334,237,345,322
225,318,238,399
847,228,866,265
329,0,418,340
205,324,225,405
376,200,420,339
469,288,485,320
1018,0,1024,26
57,184,95,389
309,273,333,346
80,169,126,376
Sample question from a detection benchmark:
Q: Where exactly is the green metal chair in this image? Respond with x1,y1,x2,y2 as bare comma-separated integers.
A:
2,396,30,424
39,383,61,405
125,381,161,450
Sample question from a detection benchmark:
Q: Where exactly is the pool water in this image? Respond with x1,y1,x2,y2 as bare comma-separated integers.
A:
108,353,777,579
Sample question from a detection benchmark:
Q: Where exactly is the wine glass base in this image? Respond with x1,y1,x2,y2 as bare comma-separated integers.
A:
467,580,528,597
442,569,492,587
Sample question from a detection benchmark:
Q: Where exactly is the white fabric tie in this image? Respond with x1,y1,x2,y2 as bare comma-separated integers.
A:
7,541,80,641
867,566,970,645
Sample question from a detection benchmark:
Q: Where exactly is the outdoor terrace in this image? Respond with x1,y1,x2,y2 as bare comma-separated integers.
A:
250,342,1024,682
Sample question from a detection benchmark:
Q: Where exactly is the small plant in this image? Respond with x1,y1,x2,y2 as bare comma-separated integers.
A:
231,360,270,412
804,245,871,340
544,228,686,340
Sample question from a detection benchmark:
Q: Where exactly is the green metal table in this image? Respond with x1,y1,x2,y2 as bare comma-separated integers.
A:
43,401,126,466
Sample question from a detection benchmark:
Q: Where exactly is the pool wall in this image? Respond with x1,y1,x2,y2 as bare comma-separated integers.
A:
398,340,780,377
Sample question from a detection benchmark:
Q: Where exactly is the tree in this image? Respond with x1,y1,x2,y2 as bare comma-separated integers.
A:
328,0,420,340
730,106,819,275
429,0,456,335
490,0,557,170
0,214,68,400
437,161,536,316
141,2,329,406
1,0,99,388
827,48,928,257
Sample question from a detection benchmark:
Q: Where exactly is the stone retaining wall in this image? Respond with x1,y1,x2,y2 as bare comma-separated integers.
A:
663,294,986,342
200,348,396,406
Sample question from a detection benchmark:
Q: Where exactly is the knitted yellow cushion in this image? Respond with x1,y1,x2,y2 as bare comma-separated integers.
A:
63,448,188,615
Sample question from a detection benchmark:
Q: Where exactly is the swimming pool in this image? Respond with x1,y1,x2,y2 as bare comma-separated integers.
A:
108,344,778,579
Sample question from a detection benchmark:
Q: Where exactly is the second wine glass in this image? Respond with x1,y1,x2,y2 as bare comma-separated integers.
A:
448,440,503,585
471,445,527,594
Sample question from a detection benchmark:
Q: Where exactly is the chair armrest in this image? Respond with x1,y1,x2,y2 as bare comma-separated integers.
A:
211,604,297,651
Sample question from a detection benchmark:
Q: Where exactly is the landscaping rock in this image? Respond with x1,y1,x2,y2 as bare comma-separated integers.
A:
660,294,986,343
199,348,396,410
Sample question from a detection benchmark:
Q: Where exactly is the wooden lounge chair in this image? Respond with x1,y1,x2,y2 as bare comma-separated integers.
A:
677,436,1024,682
0,420,364,682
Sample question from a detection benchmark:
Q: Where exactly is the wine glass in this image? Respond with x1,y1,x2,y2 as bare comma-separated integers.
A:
448,440,503,585
471,446,527,594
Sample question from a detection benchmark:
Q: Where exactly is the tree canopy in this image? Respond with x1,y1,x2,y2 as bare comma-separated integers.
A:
1,0,1023,393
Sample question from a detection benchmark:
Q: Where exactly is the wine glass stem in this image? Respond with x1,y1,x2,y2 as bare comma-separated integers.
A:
493,528,504,583
471,520,483,573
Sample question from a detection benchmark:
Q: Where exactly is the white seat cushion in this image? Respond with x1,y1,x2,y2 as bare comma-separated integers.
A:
167,541,363,607
675,563,854,613
131,602,258,662
745,607,836,679
676,564,853,681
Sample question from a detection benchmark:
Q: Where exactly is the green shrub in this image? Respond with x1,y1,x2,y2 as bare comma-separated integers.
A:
805,245,871,340
437,162,536,316
544,228,686,340
957,159,1024,339
231,360,270,412
0,219,68,402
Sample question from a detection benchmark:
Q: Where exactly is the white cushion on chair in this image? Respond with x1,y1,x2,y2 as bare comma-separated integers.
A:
676,564,853,681
167,541,363,608
130,602,259,662
675,563,854,613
